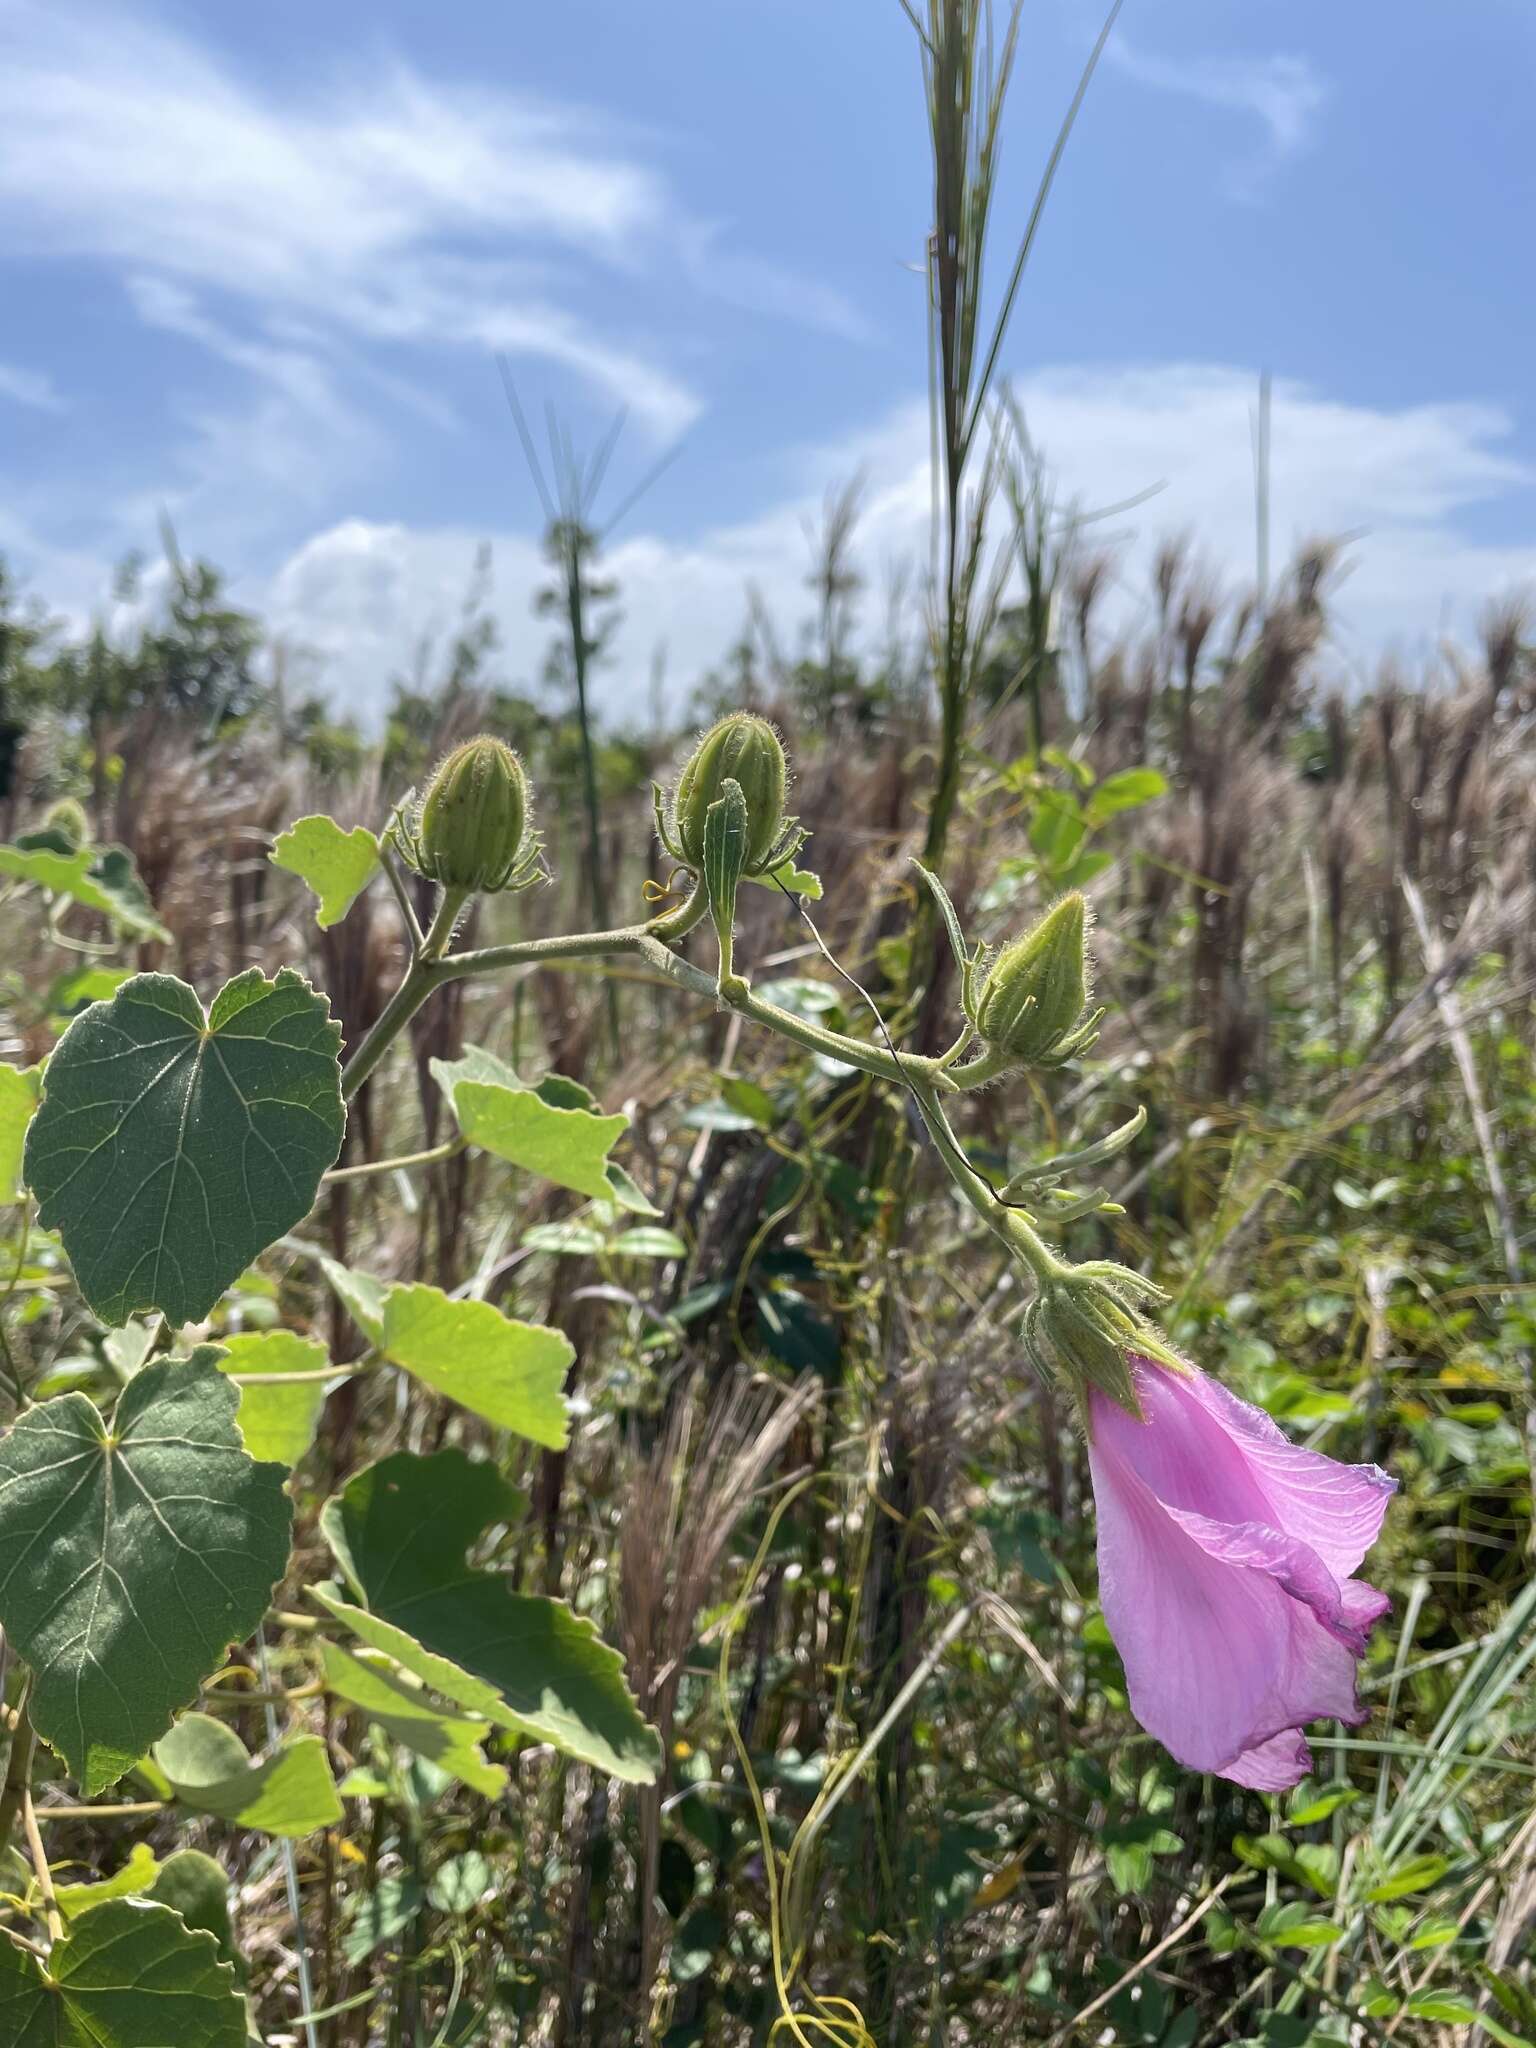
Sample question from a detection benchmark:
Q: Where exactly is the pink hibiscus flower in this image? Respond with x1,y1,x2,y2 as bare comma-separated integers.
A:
1088,1355,1396,1790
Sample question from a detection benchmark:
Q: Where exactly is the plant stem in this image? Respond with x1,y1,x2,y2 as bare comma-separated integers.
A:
377,844,424,950
33,1800,165,1820
323,1137,465,1184
348,897,963,1107
563,526,621,1062
335,877,1087,1313
339,886,466,1101
21,1782,60,1944
0,1691,34,1871
909,1079,1064,1287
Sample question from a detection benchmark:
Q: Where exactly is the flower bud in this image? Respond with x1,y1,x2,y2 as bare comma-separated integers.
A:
1027,1278,1144,1423
412,736,535,893
671,714,789,876
975,893,1094,1067
43,798,90,848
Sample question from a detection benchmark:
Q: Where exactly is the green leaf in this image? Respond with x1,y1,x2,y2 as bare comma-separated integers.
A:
56,1844,162,1920
612,1228,687,1259
910,860,973,988
103,1320,155,1380
1052,847,1113,890
315,1448,660,1783
1103,1816,1184,1896
750,856,822,900
0,839,171,942
217,1329,334,1467
1286,1779,1358,1826
670,1901,726,1983
380,1283,570,1447
25,969,344,1326
1255,1901,1343,1948
1085,767,1168,824
343,1876,423,1966
48,966,133,1019
0,1897,247,2045
0,1061,40,1205
429,1852,493,1916
153,1713,342,1837
1477,2018,1536,2048
433,1046,627,1200
320,1641,507,1797
519,1221,606,1256
1234,1833,1299,1873
602,1160,661,1216
702,778,748,977
754,976,840,1017
146,1854,241,1977
1356,1976,1396,2018
720,1077,777,1128
269,815,380,928
1365,1853,1449,1902
314,1251,386,1346
0,1350,293,1793
1404,1994,1480,2024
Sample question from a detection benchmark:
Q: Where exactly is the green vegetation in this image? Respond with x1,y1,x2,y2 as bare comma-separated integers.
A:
0,5,1529,2044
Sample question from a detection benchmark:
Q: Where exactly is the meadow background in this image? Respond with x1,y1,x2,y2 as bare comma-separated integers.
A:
0,3,1533,2044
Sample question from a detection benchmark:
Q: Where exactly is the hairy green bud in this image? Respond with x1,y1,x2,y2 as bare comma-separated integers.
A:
42,798,90,849
1023,1264,1185,1432
670,714,791,877
407,736,540,894
975,893,1099,1068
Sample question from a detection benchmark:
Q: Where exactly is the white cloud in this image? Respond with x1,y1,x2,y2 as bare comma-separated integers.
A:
0,0,865,450
0,362,65,412
0,5,659,287
249,364,1536,724
1106,35,1329,195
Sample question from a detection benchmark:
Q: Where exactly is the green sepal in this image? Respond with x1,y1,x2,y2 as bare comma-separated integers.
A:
703,777,750,1001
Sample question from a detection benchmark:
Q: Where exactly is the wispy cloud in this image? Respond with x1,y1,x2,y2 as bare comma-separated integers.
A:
1107,34,1329,197
0,0,699,434
0,0,869,455
0,361,66,412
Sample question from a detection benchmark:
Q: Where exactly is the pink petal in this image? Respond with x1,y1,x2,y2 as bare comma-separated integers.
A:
1089,1404,1377,1782
1160,1502,1375,1658
1222,1729,1314,1792
1130,1359,1395,1578
1341,1577,1391,1630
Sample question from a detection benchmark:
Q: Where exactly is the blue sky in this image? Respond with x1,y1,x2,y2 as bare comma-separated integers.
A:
2,0,1534,720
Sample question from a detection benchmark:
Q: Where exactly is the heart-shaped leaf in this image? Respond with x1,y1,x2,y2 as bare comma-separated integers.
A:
0,1350,293,1793
315,1449,659,1783
25,968,344,1325
0,1897,247,2045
